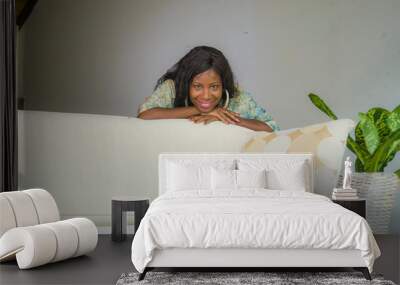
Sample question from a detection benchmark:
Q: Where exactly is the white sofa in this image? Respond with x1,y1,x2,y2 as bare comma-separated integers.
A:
17,110,354,229
0,189,98,269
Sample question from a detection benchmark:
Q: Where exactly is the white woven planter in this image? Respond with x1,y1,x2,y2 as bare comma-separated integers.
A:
337,172,400,234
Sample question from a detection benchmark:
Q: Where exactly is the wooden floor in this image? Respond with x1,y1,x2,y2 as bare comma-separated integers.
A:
0,235,398,285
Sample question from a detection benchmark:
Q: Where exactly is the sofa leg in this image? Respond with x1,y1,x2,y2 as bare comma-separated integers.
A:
354,267,371,280
138,268,148,281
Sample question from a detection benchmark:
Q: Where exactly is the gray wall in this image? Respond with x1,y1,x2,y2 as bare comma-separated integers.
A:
17,0,399,232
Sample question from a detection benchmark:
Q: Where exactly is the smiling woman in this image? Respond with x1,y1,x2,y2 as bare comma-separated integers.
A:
137,46,279,132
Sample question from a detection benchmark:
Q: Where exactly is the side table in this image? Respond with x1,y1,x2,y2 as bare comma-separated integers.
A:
112,196,149,242
332,199,366,218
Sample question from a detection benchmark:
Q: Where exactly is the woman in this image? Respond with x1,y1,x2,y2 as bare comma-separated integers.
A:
137,46,279,132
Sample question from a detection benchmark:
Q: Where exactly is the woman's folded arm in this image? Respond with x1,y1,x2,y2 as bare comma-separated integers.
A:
138,107,200,120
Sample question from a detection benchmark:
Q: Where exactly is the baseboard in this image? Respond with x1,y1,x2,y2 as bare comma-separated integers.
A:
96,225,136,235
62,213,136,233
97,227,111,234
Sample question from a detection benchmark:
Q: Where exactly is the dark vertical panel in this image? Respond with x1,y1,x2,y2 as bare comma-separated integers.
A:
16,0,38,29
0,0,18,192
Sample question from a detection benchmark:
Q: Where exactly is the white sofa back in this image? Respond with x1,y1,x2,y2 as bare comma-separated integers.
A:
18,111,352,227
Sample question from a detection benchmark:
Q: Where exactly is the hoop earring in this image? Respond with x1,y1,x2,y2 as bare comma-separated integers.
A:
185,97,189,107
223,90,230,109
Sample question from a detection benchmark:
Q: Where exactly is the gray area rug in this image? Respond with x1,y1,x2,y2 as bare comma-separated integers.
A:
116,271,396,285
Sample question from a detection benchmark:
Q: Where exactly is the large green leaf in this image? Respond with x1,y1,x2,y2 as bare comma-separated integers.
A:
378,139,400,171
354,122,367,153
306,94,399,173
393,104,400,114
346,136,370,165
358,112,380,155
308,94,338,120
367,107,390,120
365,129,400,172
366,107,391,140
354,108,390,154
355,158,365,172
387,111,400,132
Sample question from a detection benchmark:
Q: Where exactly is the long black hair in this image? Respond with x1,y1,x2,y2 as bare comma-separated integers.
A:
155,46,237,107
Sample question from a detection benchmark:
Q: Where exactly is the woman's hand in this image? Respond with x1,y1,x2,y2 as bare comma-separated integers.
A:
189,108,241,125
188,114,219,125
207,108,241,124
204,107,241,124
188,108,272,131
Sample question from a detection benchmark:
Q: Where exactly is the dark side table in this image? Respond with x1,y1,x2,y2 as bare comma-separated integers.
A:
332,199,366,218
112,196,149,242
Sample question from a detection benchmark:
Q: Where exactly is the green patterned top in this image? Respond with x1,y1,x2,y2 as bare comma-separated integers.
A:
138,80,280,131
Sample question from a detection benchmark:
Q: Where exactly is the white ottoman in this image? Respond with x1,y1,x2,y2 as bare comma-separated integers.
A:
0,189,98,269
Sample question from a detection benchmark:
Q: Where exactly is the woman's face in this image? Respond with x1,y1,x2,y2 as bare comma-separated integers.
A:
189,69,223,113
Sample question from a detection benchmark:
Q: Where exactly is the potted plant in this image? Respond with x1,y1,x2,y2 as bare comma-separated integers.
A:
308,93,400,233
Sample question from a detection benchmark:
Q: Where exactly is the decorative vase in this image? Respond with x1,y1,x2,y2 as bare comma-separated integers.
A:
337,172,400,234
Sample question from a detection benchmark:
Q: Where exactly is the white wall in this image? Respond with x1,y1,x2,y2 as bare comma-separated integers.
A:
17,0,399,232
